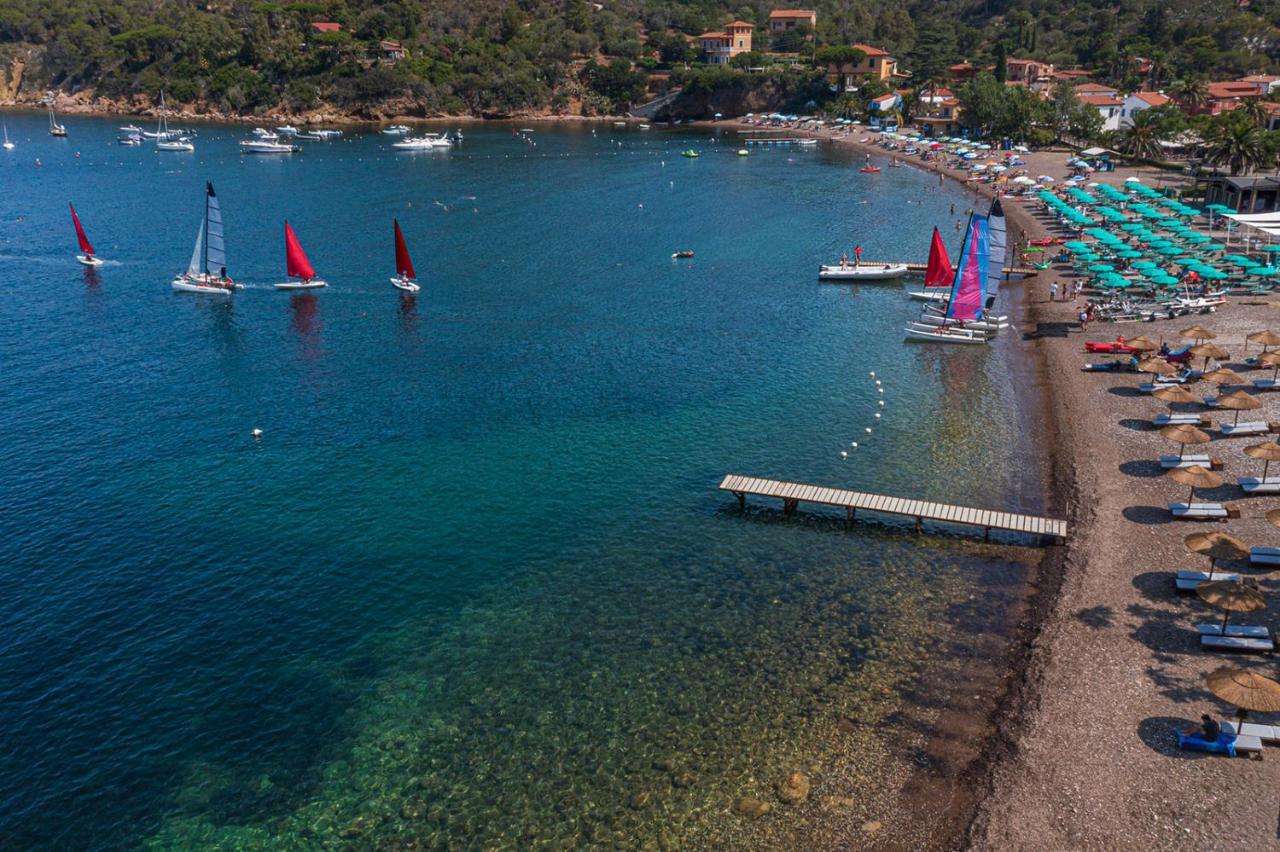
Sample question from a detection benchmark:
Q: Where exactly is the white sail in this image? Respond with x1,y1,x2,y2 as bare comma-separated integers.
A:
205,184,225,272
987,198,1007,294
187,217,205,276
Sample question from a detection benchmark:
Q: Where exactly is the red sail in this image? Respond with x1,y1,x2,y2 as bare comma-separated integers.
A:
69,202,94,255
924,226,953,288
284,221,316,281
394,219,416,279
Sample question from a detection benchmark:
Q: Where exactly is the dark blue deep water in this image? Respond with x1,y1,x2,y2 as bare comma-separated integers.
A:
0,115,1045,849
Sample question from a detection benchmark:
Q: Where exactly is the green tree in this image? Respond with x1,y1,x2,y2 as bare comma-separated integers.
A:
1170,76,1208,110
1114,109,1165,160
1204,115,1268,175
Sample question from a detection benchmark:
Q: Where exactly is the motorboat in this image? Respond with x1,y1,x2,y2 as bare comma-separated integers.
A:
156,138,195,151
275,125,299,136
294,132,322,141
817,262,908,281
120,124,143,134
681,150,699,158
240,139,299,154
252,128,279,140
672,250,694,259
382,125,411,135
859,166,880,173
392,134,451,150
172,181,238,294
313,129,343,139
737,149,749,156
118,133,142,146
274,221,328,289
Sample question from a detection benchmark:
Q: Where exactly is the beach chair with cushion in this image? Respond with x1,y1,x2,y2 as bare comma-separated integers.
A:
1253,378,1279,391
1239,477,1280,495
1251,546,1280,566
1220,421,1272,437
1201,634,1275,653
1198,623,1271,639
1141,380,1187,393
1175,570,1241,591
1170,502,1237,520
1154,413,1212,427
1220,721,1280,743
1160,454,1219,470
1178,732,1263,755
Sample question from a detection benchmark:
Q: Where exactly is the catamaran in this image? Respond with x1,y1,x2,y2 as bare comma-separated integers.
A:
907,227,955,301
69,203,103,266
172,182,237,294
2,120,13,150
904,212,993,344
391,219,420,292
48,108,66,137
275,221,327,289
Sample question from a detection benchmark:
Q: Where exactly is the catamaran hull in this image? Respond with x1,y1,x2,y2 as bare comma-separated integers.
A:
275,280,327,290
172,275,236,294
391,278,420,292
903,325,990,344
908,290,950,302
818,263,909,281
77,255,104,267
914,312,1007,332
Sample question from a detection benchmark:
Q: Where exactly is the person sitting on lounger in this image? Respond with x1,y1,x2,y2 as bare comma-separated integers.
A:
1184,714,1221,741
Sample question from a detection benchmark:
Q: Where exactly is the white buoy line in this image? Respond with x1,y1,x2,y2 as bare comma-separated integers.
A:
840,370,884,459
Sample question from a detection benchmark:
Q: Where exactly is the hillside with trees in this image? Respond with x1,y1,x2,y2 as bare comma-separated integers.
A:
0,0,1278,120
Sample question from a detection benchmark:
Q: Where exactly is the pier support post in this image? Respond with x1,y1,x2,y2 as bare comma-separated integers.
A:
915,516,922,533
984,527,991,543
783,498,798,518
734,491,745,511
845,507,854,529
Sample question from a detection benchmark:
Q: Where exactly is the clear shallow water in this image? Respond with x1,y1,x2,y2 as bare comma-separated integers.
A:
0,116,1043,848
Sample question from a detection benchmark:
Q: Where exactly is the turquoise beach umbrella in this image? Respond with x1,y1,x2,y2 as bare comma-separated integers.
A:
1263,246,1280,254
1253,266,1280,277
1118,250,1143,259
1158,246,1184,255
1089,263,1115,272
1132,260,1157,269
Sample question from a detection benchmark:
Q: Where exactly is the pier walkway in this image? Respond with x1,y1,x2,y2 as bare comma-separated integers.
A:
719,474,1067,543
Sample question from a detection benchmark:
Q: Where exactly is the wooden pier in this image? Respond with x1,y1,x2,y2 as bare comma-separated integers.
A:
742,137,816,146
719,474,1067,543
855,261,1042,278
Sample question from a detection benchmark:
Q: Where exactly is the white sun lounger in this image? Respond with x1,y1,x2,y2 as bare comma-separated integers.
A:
1228,733,1265,752
1175,570,1241,591
1253,379,1279,391
1170,502,1230,520
1141,381,1187,393
1198,623,1271,639
1161,454,1213,469
1251,546,1280,566
1154,413,1211,426
1221,721,1280,742
1220,421,1270,437
1239,477,1280,495
1201,634,1275,652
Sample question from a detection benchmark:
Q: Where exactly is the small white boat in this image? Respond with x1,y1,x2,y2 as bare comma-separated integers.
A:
392,134,451,150
240,139,299,154
639,124,651,130
391,219,420,291
48,108,67,137
737,149,749,156
173,182,238,294
818,262,909,281
313,129,343,139
120,124,143,134
252,127,279,140
903,323,990,344
274,221,327,289
275,125,299,136
797,139,818,146
118,133,142,146
382,125,411,135
2,120,13,150
156,138,195,151
294,132,322,141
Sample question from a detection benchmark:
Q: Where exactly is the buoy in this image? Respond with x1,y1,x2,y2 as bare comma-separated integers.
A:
852,442,858,448
874,413,881,419
252,428,263,439
865,427,872,433
840,451,848,458
879,400,885,407
869,371,876,377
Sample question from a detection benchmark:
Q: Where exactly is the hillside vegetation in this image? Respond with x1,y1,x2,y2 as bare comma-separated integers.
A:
0,0,1278,117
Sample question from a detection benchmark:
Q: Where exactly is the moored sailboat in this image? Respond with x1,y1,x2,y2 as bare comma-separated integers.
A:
2,119,13,150
69,203,104,266
904,213,993,344
275,221,327,289
172,182,237,294
48,108,67,137
390,219,420,292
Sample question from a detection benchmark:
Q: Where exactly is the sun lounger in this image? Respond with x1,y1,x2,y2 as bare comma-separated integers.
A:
1175,570,1241,591
1198,623,1271,639
1239,476,1280,495
1253,379,1279,391
1160,454,1220,470
1179,732,1263,755
1201,634,1275,653
1141,380,1186,393
1221,721,1280,742
1154,413,1212,426
1170,502,1237,520
1220,421,1271,437
1250,546,1280,566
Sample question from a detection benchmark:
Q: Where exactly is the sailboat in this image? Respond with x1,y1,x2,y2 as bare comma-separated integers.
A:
69,203,104,266
390,219,420,292
48,108,66,137
153,92,194,151
172,182,237,294
904,213,992,344
275,221,327,289
907,227,955,301
2,120,13,150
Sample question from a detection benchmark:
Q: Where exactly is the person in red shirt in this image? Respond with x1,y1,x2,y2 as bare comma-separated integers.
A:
854,245,862,267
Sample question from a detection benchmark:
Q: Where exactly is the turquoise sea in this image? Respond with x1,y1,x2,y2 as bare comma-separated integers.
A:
0,115,1046,849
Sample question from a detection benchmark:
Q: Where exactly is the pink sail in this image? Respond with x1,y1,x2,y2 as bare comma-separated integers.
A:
945,215,988,322
284,221,316,281
69,203,94,255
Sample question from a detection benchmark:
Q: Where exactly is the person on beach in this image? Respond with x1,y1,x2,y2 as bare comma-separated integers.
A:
1184,714,1222,742
1078,308,1089,330
1049,282,1058,302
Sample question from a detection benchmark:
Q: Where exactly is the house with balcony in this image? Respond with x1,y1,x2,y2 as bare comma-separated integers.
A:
915,87,962,136
826,44,908,91
1078,91,1125,131
1005,58,1054,89
379,40,407,61
698,21,753,65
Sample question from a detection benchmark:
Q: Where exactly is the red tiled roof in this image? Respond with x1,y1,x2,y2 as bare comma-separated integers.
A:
1207,81,1262,99
698,32,728,39
1079,94,1123,106
768,9,815,18
949,62,973,70
851,43,890,57
1130,91,1170,106
1074,82,1117,94
311,22,341,32
726,20,754,28
1240,75,1280,83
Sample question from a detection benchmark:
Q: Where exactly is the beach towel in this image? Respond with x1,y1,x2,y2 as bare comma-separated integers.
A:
1178,732,1238,756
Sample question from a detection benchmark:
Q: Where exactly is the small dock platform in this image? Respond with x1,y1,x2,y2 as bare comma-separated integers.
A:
742,137,816,146
856,261,1042,278
719,474,1067,543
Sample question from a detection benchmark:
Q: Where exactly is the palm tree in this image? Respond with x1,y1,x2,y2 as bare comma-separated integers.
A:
1170,76,1208,110
832,94,860,119
1204,118,1267,175
1115,109,1165,160
1239,97,1267,127
1146,54,1171,89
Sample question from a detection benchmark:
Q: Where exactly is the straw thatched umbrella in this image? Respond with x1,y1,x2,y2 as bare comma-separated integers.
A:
1215,390,1262,426
1190,343,1231,371
1246,329,1280,354
1269,507,1280,530
1259,351,1280,383
1161,423,1211,459
1167,464,1224,503
1203,368,1245,387
1244,441,1280,480
1128,335,1160,352
1185,531,1249,577
1197,580,1265,635
1205,667,1280,716
1182,324,1217,342
1139,358,1178,376
1152,385,1200,407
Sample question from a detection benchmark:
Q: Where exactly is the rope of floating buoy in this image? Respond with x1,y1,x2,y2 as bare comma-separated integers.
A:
841,371,884,459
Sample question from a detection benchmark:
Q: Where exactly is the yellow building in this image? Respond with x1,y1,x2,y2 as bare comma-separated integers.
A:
827,44,904,90
699,21,753,65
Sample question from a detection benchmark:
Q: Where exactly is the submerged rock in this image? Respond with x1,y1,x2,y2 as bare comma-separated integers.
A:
861,820,883,834
777,771,810,805
734,797,772,819
629,790,652,810
671,770,695,789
